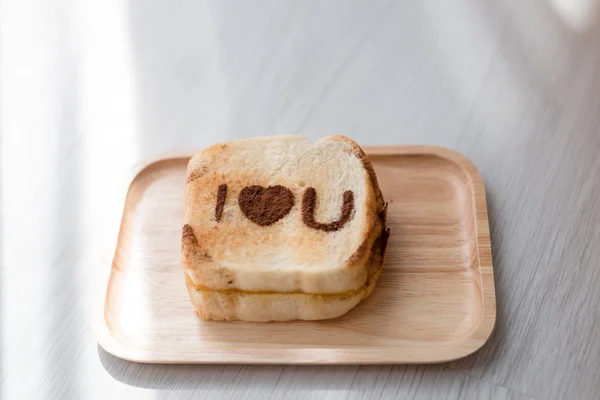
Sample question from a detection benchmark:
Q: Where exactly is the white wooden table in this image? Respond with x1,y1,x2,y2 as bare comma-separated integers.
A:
2,1,600,399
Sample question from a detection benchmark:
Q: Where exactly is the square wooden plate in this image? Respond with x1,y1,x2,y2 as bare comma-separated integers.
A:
92,145,496,364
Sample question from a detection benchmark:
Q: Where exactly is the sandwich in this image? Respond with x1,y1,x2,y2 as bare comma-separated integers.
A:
181,135,389,322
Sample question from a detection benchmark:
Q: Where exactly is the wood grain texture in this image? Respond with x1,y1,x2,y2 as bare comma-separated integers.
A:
93,146,495,364
3,0,600,398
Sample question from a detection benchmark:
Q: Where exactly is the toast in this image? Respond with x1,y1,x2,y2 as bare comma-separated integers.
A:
182,135,389,321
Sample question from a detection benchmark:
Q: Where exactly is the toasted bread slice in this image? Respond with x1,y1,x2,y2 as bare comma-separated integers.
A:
182,135,388,321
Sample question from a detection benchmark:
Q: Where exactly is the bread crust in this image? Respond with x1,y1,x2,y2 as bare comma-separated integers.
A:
182,135,388,320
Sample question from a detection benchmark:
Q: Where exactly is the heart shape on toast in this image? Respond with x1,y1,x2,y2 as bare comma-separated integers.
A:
238,185,294,226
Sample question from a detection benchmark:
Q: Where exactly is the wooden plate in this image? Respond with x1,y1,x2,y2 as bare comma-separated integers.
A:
92,145,496,364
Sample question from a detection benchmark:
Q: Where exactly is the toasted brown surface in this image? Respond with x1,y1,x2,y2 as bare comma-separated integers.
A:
182,136,387,294
186,222,389,321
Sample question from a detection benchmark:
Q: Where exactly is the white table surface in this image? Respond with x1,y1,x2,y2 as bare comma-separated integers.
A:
2,1,600,399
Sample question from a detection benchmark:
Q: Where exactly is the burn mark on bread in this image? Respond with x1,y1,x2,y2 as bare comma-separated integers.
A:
346,202,389,270
186,171,201,184
182,224,198,246
182,224,212,261
215,184,227,221
186,163,209,184
238,185,295,226
380,202,388,222
380,228,390,259
334,136,384,208
358,152,384,206
346,236,371,267
302,188,355,232
363,218,390,288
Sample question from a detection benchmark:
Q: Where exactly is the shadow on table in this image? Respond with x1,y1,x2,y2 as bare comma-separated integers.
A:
98,345,455,393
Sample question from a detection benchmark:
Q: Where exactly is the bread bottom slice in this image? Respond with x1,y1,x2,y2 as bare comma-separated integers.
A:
185,268,384,322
